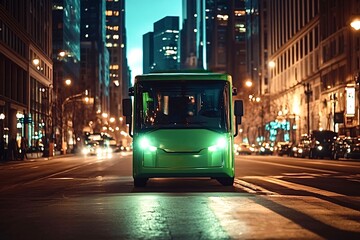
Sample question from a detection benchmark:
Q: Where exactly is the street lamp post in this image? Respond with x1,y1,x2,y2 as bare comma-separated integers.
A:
351,18,360,135
304,83,312,136
330,93,338,132
61,92,86,154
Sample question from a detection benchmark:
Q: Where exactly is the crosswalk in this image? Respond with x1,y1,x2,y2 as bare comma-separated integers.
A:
220,174,360,239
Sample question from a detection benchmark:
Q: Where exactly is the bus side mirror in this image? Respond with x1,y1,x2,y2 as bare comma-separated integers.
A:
234,100,243,125
122,98,132,124
122,98,133,138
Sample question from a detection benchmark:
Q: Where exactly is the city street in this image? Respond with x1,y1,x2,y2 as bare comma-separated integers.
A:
0,153,359,239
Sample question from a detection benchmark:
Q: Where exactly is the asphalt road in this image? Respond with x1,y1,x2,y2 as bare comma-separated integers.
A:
0,152,359,240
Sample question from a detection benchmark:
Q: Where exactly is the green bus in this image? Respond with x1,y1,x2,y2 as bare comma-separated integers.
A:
123,72,244,187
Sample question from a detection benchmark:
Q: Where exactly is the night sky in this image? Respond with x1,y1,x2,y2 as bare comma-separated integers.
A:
126,0,182,79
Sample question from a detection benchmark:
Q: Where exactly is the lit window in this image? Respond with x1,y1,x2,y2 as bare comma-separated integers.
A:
113,35,119,39
217,14,229,21
106,35,111,39
113,80,120,86
106,10,113,16
85,34,89,38
121,44,124,48
86,25,89,28
106,43,113,47
53,5,64,10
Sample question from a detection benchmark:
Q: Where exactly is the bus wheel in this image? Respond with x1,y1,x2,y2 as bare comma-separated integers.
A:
217,177,234,186
134,178,148,187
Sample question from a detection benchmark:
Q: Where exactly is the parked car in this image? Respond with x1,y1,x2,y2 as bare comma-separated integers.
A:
236,143,254,155
292,142,310,158
291,135,311,158
276,142,293,156
334,136,354,158
259,142,274,155
308,130,338,159
344,138,360,159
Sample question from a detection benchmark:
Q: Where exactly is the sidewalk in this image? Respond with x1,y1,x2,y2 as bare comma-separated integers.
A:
0,151,72,164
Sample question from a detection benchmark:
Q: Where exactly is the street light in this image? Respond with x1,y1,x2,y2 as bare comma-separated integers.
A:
268,60,276,69
350,19,360,31
65,79,72,86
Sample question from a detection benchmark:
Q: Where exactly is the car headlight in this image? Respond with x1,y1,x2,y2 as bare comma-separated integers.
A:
96,148,103,155
82,148,90,155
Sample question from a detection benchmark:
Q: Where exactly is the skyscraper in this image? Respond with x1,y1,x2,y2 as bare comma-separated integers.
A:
106,0,128,119
52,0,81,150
80,0,110,132
143,32,154,74
152,16,180,72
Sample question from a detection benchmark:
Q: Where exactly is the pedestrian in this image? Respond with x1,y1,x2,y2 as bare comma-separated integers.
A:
0,138,4,161
20,137,28,160
8,138,19,160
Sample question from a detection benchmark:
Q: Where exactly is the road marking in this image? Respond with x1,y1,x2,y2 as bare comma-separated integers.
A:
234,178,277,195
208,196,321,239
266,195,360,233
239,157,337,173
242,176,345,197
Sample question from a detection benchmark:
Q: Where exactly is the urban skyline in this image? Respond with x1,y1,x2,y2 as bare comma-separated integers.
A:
126,0,182,78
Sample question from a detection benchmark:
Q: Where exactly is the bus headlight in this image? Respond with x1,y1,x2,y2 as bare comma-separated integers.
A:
139,137,157,152
208,137,227,152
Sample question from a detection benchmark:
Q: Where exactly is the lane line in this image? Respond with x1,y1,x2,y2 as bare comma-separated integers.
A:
238,158,337,173
234,178,277,195
243,176,345,197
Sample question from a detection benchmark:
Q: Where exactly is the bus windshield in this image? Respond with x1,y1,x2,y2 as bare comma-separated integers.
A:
136,80,230,132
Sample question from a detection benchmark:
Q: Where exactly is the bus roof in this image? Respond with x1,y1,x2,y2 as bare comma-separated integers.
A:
134,72,232,83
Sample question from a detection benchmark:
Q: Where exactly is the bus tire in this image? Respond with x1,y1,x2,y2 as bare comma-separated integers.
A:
217,177,234,186
134,178,148,187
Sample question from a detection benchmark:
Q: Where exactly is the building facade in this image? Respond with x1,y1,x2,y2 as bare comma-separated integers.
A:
0,0,53,159
264,0,360,144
